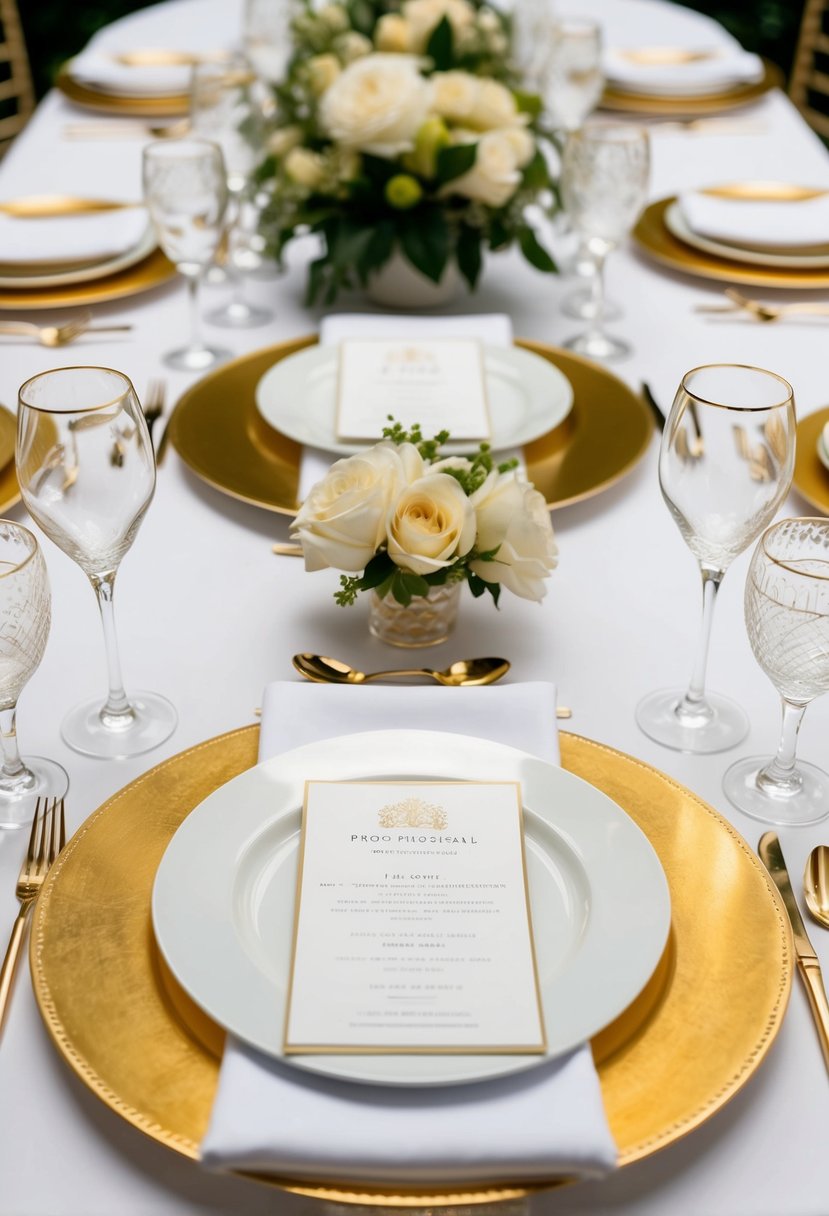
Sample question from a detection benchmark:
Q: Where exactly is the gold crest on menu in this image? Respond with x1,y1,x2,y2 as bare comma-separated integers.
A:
378,797,448,831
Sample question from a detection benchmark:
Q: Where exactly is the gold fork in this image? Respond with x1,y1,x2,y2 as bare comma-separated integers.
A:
0,313,133,347
0,797,66,1037
696,288,829,323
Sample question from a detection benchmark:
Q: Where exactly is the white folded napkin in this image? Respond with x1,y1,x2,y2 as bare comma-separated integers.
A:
200,681,618,1185
69,51,194,98
678,190,829,250
298,313,514,500
603,46,763,97
0,209,150,268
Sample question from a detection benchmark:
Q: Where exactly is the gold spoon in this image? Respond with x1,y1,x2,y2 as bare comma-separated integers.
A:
293,653,511,688
701,181,829,203
0,195,144,218
804,846,829,929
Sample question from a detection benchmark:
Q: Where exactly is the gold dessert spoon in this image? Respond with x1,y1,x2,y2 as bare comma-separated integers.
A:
293,653,511,688
804,845,829,929
0,195,144,218
701,181,829,202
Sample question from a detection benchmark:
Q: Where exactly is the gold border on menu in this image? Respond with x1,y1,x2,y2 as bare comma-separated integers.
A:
283,779,547,1056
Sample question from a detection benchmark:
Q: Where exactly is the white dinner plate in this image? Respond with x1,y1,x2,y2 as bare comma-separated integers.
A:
152,730,671,1087
664,201,829,270
254,344,574,456
0,222,157,289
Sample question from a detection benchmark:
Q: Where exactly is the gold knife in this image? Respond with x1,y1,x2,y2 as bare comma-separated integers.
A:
759,831,829,1072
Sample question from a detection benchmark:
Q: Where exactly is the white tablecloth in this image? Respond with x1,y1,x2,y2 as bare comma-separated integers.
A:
1,2,829,1214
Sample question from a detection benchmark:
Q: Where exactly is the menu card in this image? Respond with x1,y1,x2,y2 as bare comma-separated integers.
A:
336,339,491,442
284,780,546,1054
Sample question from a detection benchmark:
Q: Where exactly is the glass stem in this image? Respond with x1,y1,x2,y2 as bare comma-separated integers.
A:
90,572,134,728
676,565,723,724
0,705,25,781
759,698,808,794
184,270,205,355
584,250,606,344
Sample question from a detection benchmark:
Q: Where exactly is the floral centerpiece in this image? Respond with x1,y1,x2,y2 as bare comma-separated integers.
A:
291,422,558,645
258,0,557,303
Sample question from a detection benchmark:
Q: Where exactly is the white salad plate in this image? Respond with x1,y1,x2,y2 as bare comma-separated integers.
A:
152,730,671,1088
254,343,574,456
665,201,829,270
0,221,157,289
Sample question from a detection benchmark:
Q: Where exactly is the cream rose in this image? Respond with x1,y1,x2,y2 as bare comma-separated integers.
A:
469,471,558,602
291,444,411,572
307,53,341,95
283,147,327,189
387,473,476,575
319,54,433,157
267,124,303,158
375,13,414,53
432,73,524,131
447,127,534,208
402,0,476,52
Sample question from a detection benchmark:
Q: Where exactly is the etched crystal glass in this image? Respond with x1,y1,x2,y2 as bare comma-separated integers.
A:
17,368,177,759
724,518,829,825
369,584,461,648
540,18,604,133
637,364,796,754
0,522,67,828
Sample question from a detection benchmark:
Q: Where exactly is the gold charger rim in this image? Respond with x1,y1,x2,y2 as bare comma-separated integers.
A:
633,197,829,289
0,247,176,310
0,404,20,512
601,58,781,115
56,61,190,117
793,406,829,516
30,724,791,1206
167,335,654,517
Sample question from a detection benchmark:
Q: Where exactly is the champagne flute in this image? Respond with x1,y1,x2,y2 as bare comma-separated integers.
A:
724,518,829,826
17,368,177,760
560,122,649,360
142,138,230,371
636,364,796,754
0,521,68,828
190,55,273,328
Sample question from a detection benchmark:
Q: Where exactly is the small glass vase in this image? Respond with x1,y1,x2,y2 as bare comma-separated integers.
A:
368,583,461,648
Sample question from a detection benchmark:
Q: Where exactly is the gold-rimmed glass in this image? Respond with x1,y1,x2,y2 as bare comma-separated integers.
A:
724,517,829,825
637,364,796,754
17,367,177,760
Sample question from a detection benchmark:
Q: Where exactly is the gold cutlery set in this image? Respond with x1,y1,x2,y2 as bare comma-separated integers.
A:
0,312,132,347
697,288,829,324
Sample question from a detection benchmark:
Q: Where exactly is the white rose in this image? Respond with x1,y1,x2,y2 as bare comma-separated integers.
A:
283,147,327,189
388,473,476,575
267,124,303,158
336,31,373,64
433,74,527,132
447,128,533,207
468,79,525,130
319,54,433,157
375,13,414,53
291,443,410,572
402,0,476,52
318,4,349,32
307,53,341,95
431,71,479,125
469,471,558,602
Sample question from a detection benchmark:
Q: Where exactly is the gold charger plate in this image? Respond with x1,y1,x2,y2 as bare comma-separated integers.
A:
602,59,782,116
0,247,175,311
0,404,20,513
167,336,653,515
56,62,189,117
31,726,790,1207
634,197,829,290
792,406,829,515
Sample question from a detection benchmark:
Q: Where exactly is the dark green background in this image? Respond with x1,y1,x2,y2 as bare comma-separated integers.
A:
20,0,804,100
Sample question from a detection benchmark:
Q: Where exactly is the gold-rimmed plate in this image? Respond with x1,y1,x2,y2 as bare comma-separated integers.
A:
56,61,189,117
30,726,790,1206
793,407,829,515
167,336,654,515
0,247,175,310
602,58,781,115
633,197,829,290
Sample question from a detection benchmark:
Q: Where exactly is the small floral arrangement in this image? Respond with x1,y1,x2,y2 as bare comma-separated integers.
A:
258,0,556,302
291,421,558,607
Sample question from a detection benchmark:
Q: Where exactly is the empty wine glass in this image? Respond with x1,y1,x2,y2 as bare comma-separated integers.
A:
190,55,274,328
142,138,230,371
724,518,829,826
17,367,177,760
560,122,649,360
243,0,295,85
0,522,68,828
637,364,796,754
540,18,604,135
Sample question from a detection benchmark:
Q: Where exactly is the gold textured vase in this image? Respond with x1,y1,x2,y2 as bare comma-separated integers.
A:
368,583,461,647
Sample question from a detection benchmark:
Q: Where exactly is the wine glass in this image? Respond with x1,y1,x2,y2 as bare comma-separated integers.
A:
190,55,274,328
17,367,177,760
560,122,649,360
724,518,829,826
636,364,796,754
539,18,604,135
142,138,230,371
243,0,295,85
0,522,68,828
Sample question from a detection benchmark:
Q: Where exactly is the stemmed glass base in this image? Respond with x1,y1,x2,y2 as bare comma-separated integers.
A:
636,687,749,754
560,285,622,321
0,758,69,829
562,329,631,361
162,344,231,372
205,298,273,329
723,756,829,826
61,691,177,760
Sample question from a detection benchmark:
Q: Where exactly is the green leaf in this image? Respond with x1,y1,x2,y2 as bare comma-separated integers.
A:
435,142,477,186
513,89,543,120
489,216,511,250
426,15,454,71
401,572,431,599
456,223,483,289
357,220,396,283
400,210,450,283
391,572,413,607
518,226,557,273
521,148,551,192
358,552,396,590
467,572,488,599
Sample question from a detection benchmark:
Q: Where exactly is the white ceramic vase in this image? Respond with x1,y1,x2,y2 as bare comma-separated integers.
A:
365,250,463,309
